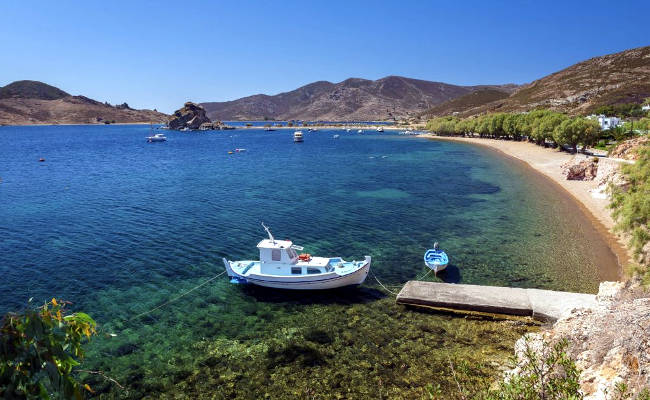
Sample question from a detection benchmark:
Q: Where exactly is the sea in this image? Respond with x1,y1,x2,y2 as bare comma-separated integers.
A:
0,125,619,398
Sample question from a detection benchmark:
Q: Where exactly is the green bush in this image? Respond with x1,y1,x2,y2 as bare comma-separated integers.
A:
0,299,96,399
484,337,582,400
609,142,650,275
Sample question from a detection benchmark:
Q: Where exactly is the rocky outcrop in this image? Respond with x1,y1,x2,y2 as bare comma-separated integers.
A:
514,282,650,399
168,102,211,130
609,136,650,160
561,158,599,180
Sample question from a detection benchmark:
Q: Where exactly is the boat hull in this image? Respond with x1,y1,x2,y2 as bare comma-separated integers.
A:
223,257,371,290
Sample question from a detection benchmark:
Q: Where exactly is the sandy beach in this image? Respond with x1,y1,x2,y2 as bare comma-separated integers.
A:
417,134,631,270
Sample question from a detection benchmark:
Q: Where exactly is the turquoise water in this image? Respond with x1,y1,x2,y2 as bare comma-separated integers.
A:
0,125,618,398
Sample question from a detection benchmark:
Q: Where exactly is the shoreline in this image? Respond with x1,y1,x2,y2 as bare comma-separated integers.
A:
417,134,631,275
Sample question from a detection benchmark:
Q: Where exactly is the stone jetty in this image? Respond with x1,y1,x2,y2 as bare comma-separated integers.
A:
396,281,597,322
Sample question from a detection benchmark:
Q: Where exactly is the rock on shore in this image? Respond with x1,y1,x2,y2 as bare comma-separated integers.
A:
561,158,599,180
168,102,211,130
513,281,649,399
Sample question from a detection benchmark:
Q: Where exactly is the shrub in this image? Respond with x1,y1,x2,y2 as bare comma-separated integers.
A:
484,337,582,400
0,299,96,399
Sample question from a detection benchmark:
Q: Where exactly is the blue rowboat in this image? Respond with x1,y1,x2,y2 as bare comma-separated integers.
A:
424,244,448,274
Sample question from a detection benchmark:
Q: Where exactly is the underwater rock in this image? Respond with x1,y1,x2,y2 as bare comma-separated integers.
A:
114,342,139,356
303,328,333,344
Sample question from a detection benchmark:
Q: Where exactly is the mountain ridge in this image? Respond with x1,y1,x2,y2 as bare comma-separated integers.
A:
201,76,517,121
432,45,650,117
0,80,168,125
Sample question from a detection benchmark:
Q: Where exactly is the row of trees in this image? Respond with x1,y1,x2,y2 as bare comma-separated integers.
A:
426,110,602,153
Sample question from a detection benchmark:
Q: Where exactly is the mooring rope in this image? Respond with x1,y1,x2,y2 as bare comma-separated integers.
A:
415,267,435,281
127,270,227,322
370,270,401,296
371,265,436,297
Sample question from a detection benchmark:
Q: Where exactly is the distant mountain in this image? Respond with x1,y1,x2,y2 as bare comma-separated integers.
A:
0,80,168,125
201,76,516,121
447,46,650,117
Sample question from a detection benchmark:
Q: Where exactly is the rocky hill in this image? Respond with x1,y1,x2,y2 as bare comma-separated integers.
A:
421,88,513,118
201,76,515,121
0,80,168,125
446,46,650,117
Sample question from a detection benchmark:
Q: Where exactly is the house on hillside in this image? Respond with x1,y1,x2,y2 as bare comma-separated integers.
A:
642,104,650,111
587,114,623,130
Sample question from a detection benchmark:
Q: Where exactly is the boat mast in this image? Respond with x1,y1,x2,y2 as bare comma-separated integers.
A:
261,222,275,243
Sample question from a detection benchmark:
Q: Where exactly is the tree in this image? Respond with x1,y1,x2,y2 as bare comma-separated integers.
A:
553,117,600,153
0,299,97,399
535,112,568,146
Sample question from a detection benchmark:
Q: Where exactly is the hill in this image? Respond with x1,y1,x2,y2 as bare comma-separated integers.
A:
0,80,168,125
201,76,515,121
454,46,650,117
420,88,513,118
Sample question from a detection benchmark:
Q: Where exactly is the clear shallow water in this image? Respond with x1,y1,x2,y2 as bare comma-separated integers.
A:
0,125,618,398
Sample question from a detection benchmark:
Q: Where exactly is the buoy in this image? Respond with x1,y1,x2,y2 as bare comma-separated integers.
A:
39,158,45,162
228,151,234,154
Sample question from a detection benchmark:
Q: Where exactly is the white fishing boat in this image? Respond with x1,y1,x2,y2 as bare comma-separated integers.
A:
376,126,384,132
223,224,371,290
333,134,340,139
346,128,351,132
147,133,167,142
146,123,167,142
294,131,304,142
180,127,190,132
358,129,363,134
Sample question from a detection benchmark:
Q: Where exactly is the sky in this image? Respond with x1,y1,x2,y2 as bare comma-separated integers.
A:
1,0,649,113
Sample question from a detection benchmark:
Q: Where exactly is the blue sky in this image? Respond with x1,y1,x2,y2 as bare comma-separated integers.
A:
1,0,648,113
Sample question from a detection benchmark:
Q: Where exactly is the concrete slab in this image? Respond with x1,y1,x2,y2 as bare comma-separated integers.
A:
396,281,597,322
526,288,596,322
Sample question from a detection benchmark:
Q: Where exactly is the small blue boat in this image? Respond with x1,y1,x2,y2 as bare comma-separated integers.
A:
424,242,448,274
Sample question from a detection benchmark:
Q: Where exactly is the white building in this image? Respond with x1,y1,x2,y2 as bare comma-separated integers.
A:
642,104,650,111
587,114,623,130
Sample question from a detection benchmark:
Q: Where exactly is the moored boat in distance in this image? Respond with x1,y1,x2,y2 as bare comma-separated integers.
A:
333,134,340,139
147,123,167,142
424,242,448,274
147,133,167,142
223,223,371,290
294,131,304,142
376,126,384,132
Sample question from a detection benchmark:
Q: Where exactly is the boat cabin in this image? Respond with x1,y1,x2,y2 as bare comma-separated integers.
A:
257,238,335,275
257,239,298,265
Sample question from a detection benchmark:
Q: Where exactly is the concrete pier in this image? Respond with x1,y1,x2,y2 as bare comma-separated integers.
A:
396,281,597,322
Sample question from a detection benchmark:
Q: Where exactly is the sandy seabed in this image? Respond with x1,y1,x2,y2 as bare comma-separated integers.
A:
418,134,631,270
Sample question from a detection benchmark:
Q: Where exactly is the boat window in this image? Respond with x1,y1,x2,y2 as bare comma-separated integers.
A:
287,248,297,259
307,268,321,274
272,249,281,261
291,267,302,275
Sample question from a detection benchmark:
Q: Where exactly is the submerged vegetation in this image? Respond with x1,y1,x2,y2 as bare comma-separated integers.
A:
426,110,602,153
0,299,97,399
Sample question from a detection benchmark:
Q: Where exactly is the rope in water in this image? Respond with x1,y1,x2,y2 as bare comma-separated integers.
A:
371,266,436,297
370,270,401,296
127,270,227,323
